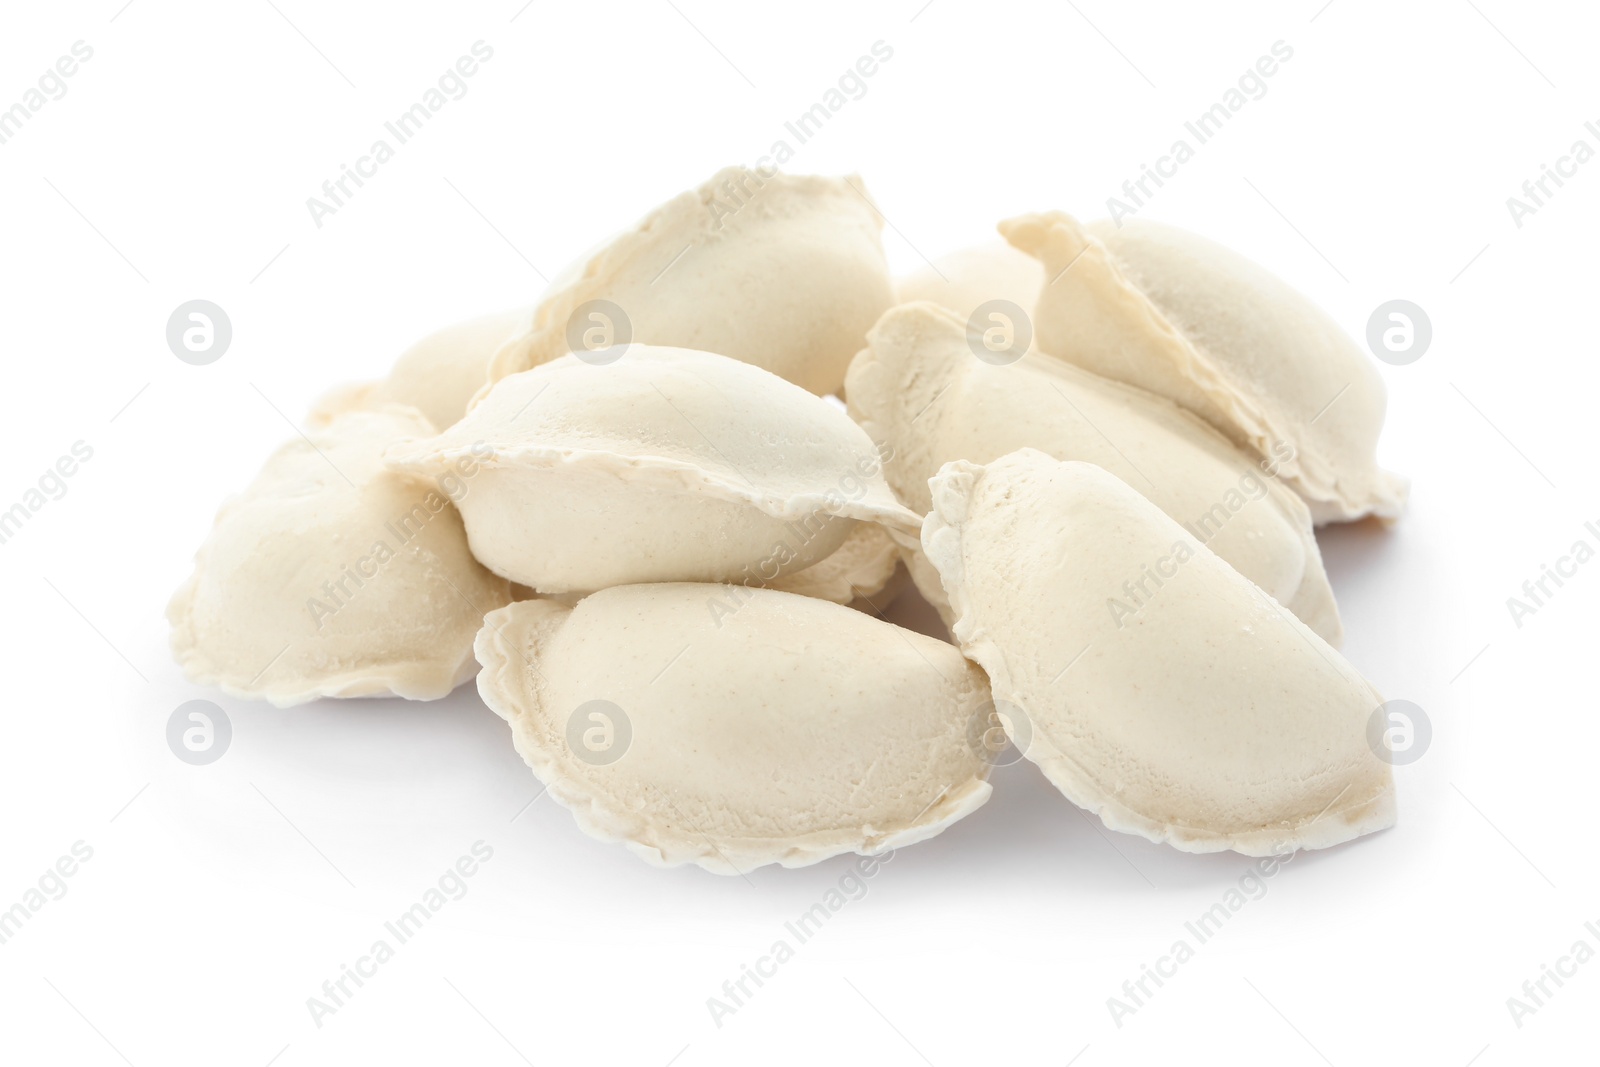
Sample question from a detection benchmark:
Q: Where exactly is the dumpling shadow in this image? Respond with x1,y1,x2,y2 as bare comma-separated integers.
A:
233,679,528,796
1315,515,1402,593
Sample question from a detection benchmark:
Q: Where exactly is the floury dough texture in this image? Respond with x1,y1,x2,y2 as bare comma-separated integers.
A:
168,407,512,707
474,584,995,873
1001,212,1408,524
846,302,1341,644
921,450,1395,855
483,166,894,397
310,305,534,433
385,345,920,595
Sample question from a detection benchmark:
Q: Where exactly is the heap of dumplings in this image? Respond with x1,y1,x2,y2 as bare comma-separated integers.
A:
170,166,1408,872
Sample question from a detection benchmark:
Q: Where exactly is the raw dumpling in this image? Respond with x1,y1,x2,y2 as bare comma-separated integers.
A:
475,584,994,873
1000,212,1407,524
483,166,893,397
168,406,513,707
894,238,1044,324
311,305,534,432
846,302,1341,644
386,345,921,594
768,521,907,612
922,450,1395,855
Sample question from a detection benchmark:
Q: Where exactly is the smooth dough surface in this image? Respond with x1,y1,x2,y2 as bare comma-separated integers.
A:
484,166,893,397
311,305,534,432
475,584,995,873
387,345,920,594
168,407,513,707
1001,212,1408,523
922,450,1395,855
894,238,1044,324
847,302,1341,644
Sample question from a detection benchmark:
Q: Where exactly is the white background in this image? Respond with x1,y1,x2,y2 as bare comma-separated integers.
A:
0,1,1594,1064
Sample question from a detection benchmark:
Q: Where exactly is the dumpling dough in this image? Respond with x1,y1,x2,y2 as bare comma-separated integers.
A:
311,305,534,432
542,523,905,613
386,345,921,594
1000,212,1408,524
894,238,1044,323
483,166,893,397
768,522,907,612
922,450,1395,855
846,302,1341,644
168,407,513,707
475,584,994,873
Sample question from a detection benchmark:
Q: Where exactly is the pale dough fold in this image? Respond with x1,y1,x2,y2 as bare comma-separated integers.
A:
768,522,908,612
483,166,894,397
1000,212,1408,524
168,407,513,707
310,305,534,432
475,584,994,873
846,302,1342,644
922,450,1395,855
894,238,1044,323
512,523,905,613
386,346,920,595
